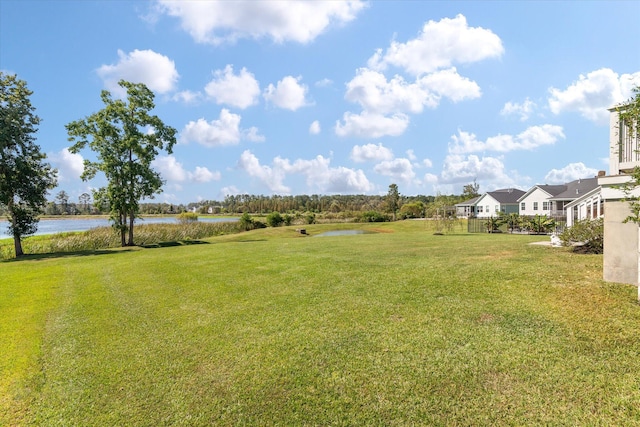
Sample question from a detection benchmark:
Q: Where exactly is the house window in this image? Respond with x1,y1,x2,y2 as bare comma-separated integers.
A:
486,205,489,213
543,201,550,211
520,202,525,211
533,202,538,211
477,206,483,213
495,205,499,212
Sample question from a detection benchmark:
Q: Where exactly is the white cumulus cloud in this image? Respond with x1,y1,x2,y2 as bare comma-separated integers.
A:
49,148,84,182
152,155,221,185
237,150,289,193
339,15,496,139
335,111,409,138
501,98,536,121
350,143,394,163
181,109,263,147
345,68,480,115
205,65,261,109
367,14,504,75
374,158,416,183
97,49,179,96
548,68,640,124
309,120,321,135
448,125,565,154
173,90,202,104
237,150,374,194
274,155,374,193
191,166,220,183
440,154,516,186
543,162,600,184
155,0,367,45
264,76,310,111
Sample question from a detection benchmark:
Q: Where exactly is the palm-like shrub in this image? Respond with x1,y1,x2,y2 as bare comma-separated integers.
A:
484,216,502,233
501,212,522,233
526,215,555,234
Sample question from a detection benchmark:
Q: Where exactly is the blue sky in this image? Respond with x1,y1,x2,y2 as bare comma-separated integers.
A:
2,1,639,204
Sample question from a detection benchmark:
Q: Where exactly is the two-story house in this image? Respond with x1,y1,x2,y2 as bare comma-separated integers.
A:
517,184,567,217
598,104,640,286
517,178,600,221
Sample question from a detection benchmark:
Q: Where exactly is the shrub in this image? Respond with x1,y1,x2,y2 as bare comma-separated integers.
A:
283,214,294,226
253,220,267,229
177,212,198,223
305,212,316,224
266,212,284,227
484,216,502,233
359,211,389,223
559,218,603,254
525,215,555,234
239,212,254,231
399,201,425,219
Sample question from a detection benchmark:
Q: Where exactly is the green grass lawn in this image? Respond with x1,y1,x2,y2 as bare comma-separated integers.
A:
2,221,639,425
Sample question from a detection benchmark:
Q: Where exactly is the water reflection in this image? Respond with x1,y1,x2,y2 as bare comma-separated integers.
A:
0,217,237,239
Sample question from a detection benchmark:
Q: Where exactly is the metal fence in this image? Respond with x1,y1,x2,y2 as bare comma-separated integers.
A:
467,215,567,234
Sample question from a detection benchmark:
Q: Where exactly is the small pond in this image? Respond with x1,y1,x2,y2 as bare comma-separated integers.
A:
313,230,374,237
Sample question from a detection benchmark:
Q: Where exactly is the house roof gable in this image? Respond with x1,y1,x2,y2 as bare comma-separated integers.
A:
486,188,526,204
564,186,602,208
455,196,481,207
517,184,567,202
549,177,599,200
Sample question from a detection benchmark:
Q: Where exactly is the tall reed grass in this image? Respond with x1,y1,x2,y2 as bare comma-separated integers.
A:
0,221,242,259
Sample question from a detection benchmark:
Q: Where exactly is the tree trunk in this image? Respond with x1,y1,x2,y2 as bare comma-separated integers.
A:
119,212,126,247
13,235,24,257
127,212,135,246
7,200,24,257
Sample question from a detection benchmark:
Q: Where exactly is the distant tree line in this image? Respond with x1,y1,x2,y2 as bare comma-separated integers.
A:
20,190,471,220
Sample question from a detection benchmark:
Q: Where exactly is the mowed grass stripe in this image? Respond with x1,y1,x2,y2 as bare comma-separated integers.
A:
2,223,640,425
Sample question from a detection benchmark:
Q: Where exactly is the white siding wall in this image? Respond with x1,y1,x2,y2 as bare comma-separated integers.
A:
475,194,501,218
565,192,603,227
519,188,552,216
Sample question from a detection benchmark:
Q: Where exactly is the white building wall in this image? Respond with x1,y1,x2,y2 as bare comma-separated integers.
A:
474,194,501,218
519,188,553,216
609,108,620,175
565,191,603,227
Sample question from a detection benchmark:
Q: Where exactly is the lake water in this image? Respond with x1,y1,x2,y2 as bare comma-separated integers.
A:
0,217,237,239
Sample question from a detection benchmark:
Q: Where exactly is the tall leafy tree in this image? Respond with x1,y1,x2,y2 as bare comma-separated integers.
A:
78,192,91,213
462,179,480,199
55,190,69,214
67,80,177,246
0,73,57,257
386,183,400,221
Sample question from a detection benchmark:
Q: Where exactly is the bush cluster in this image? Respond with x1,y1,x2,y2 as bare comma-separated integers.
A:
559,218,603,253
176,212,198,223
266,212,284,227
357,211,389,222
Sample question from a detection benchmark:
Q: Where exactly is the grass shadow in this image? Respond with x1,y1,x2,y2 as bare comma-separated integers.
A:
1,248,135,262
141,240,210,249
